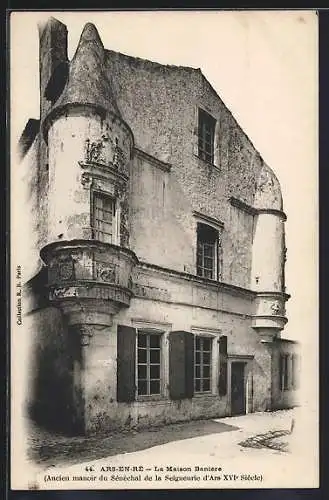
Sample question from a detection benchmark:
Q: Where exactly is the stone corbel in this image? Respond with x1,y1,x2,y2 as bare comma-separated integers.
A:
81,172,93,189
79,325,94,346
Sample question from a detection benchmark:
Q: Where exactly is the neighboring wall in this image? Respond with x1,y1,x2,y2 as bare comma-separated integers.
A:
271,339,300,409
24,305,74,433
16,136,41,283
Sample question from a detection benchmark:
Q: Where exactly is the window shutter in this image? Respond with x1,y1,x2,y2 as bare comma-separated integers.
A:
284,354,289,390
218,335,228,396
279,354,284,391
117,325,136,402
185,331,195,399
292,354,299,390
287,355,290,389
169,331,194,400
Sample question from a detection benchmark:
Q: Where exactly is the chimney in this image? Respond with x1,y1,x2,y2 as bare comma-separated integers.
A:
39,17,68,120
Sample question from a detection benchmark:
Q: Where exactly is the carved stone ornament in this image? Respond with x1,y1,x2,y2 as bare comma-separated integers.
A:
96,263,116,283
134,283,170,301
114,181,126,201
50,286,77,299
120,198,130,247
270,301,282,315
113,141,127,172
57,255,74,281
85,138,106,163
81,172,92,189
71,252,82,263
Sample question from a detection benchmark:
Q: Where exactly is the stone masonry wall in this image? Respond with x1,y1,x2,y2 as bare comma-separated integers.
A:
105,51,278,289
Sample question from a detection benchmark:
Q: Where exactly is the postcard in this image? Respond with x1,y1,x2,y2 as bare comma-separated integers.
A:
10,10,319,490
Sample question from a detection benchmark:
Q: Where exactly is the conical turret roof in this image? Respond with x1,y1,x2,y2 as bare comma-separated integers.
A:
48,23,121,118
254,163,283,211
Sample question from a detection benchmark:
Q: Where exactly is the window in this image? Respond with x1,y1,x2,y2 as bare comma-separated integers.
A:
92,192,115,243
197,223,219,280
291,354,299,390
137,332,162,396
198,108,216,164
194,336,212,393
279,354,289,391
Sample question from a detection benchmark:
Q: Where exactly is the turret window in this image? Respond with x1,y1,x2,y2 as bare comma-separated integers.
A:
92,192,115,243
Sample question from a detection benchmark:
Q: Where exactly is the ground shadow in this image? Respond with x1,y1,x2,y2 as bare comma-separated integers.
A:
28,418,240,467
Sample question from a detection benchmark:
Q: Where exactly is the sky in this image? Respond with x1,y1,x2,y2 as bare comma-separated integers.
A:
10,10,318,342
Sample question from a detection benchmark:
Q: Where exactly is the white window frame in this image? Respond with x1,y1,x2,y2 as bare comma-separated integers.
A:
193,212,223,281
194,335,213,393
191,327,221,396
132,320,171,401
197,233,218,280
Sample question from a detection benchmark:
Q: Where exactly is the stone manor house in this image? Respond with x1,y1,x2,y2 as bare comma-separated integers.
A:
18,18,299,435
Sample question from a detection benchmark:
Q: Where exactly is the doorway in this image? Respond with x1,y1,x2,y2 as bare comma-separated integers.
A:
231,361,246,416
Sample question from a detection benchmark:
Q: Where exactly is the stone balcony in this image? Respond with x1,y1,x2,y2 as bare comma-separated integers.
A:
40,239,138,327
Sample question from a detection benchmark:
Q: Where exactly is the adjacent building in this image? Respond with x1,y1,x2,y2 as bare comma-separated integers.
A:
18,18,300,436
